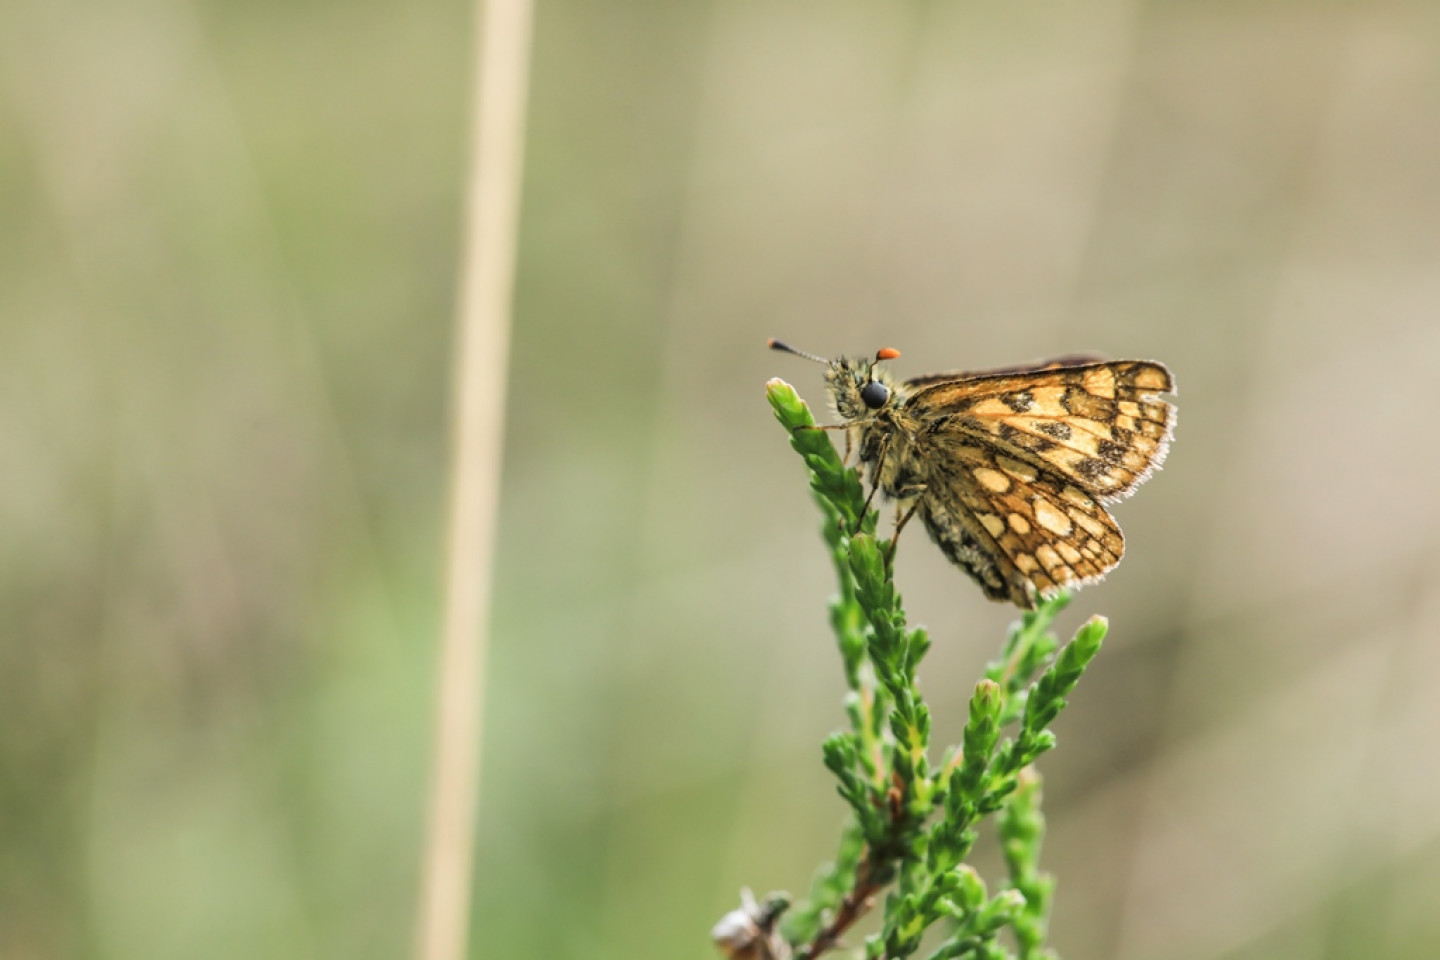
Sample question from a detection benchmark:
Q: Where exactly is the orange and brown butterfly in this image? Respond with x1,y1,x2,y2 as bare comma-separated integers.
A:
768,339,1176,609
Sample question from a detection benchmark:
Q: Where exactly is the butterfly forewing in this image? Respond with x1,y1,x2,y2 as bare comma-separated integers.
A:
906,361,1175,502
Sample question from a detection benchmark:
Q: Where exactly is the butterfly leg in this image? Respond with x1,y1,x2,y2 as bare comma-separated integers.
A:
858,477,881,527
791,423,851,432
884,493,926,566
852,432,893,534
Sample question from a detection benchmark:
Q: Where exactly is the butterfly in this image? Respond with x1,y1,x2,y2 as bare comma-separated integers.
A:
769,340,1176,608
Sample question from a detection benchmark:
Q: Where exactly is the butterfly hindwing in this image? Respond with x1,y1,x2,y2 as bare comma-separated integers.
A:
917,497,1015,604
917,435,1126,608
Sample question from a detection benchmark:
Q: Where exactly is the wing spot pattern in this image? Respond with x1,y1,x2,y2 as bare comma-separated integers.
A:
1003,390,1035,413
1084,366,1116,398
973,467,1011,493
1035,545,1063,572
1073,510,1106,538
1131,366,1171,390
997,456,1038,482
1035,421,1072,441
1033,498,1074,536
1097,439,1128,463
978,512,1005,538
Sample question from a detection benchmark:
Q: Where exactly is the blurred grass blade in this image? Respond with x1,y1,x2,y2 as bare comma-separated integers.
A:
414,1,535,960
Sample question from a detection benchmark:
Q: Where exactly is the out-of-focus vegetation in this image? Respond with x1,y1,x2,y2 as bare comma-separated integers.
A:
3,2,1440,959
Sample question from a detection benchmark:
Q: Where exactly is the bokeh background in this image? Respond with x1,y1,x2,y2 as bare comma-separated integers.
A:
4,1,1440,958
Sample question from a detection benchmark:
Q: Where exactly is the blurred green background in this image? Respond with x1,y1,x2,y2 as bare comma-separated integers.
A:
4,1,1440,958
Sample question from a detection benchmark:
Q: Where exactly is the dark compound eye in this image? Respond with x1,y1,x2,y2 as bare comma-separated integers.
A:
860,380,890,410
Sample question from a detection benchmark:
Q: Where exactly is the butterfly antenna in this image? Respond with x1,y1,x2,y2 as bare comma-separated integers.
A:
767,339,829,365
866,347,901,383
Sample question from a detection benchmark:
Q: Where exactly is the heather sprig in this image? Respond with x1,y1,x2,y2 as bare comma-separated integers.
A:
714,381,1108,960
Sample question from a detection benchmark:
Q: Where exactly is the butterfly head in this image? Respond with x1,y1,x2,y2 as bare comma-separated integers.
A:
768,340,903,421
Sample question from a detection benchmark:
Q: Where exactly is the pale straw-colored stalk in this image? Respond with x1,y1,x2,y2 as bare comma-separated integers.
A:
414,1,534,959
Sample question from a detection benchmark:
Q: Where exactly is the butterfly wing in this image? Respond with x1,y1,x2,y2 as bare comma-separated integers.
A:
916,439,1125,608
903,353,1108,391
905,360,1175,502
903,359,1173,607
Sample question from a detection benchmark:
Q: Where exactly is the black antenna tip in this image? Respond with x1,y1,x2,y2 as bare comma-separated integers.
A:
767,339,828,364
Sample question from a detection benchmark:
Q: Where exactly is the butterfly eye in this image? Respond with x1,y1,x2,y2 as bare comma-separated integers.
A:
860,381,890,410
